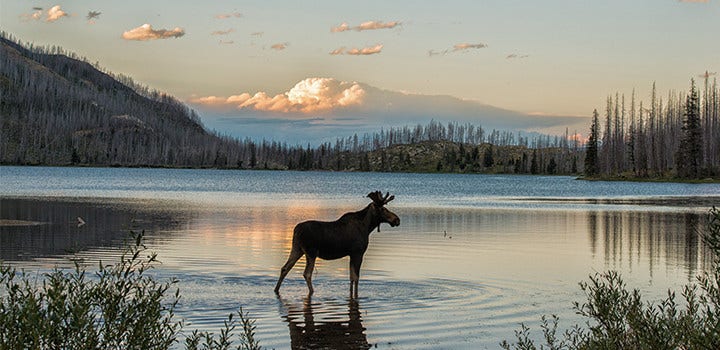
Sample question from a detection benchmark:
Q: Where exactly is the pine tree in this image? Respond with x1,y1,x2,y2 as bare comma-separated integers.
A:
676,79,703,178
584,109,600,176
483,145,494,168
530,149,539,174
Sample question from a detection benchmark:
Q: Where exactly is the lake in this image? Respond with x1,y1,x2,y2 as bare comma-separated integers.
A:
2,166,720,349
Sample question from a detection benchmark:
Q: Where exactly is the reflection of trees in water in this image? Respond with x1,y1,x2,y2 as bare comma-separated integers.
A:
280,296,370,350
587,210,709,278
0,198,192,261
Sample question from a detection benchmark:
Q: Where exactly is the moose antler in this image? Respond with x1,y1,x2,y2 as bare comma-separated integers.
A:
368,191,394,205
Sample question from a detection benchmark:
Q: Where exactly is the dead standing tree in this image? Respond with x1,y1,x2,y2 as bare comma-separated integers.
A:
274,191,400,298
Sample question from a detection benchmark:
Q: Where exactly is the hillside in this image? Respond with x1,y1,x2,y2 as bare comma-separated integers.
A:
0,34,242,167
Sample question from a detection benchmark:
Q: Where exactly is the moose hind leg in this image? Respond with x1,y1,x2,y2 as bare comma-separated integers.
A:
275,247,303,293
349,255,363,299
303,255,317,295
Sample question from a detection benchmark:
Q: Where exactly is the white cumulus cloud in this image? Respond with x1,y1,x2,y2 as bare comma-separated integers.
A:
190,78,366,114
46,5,68,22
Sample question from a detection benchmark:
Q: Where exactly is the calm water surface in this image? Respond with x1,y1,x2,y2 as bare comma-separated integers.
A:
2,166,720,349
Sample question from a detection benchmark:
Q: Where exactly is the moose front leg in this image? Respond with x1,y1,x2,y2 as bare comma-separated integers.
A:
303,255,317,295
275,247,303,294
349,254,363,299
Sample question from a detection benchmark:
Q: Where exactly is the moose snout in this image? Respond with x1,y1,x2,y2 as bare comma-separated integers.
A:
390,217,400,227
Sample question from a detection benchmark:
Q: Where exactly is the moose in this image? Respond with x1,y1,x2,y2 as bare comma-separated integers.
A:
274,191,400,298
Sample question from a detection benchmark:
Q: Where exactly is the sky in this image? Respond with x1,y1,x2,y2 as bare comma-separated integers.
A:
2,0,718,143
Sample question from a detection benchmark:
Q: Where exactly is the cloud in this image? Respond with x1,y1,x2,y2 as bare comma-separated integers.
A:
329,47,346,55
22,5,68,22
270,42,289,50
194,79,589,143
211,28,234,35
250,31,264,37
331,20,400,32
190,78,366,114
122,24,185,41
330,44,383,56
506,53,530,59
429,42,488,56
331,23,350,33
87,11,101,20
453,42,487,51
347,44,383,55
86,10,101,24
20,10,43,21
46,5,68,22
215,12,243,19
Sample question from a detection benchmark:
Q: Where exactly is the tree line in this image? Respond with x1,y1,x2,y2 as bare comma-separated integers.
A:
585,77,719,179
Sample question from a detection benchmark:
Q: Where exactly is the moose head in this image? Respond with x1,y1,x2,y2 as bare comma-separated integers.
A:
367,191,400,231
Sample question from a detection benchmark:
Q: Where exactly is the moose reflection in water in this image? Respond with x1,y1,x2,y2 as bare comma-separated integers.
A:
280,296,370,350
274,191,400,298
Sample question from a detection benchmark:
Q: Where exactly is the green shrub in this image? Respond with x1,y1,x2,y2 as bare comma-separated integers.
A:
501,206,720,350
0,231,260,350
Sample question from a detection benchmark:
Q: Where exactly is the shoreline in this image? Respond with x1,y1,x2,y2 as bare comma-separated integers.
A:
578,175,720,184
4,164,720,184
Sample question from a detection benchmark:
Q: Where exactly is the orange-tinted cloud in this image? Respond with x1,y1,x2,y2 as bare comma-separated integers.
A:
331,20,400,32
329,47,346,55
215,12,243,19
122,24,185,41
190,78,366,114
331,23,351,33
211,28,234,35
429,42,488,56
330,44,383,56
271,42,289,50
453,43,487,51
20,10,43,21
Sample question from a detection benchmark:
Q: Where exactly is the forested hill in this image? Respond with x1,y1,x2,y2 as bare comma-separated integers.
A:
0,34,244,167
